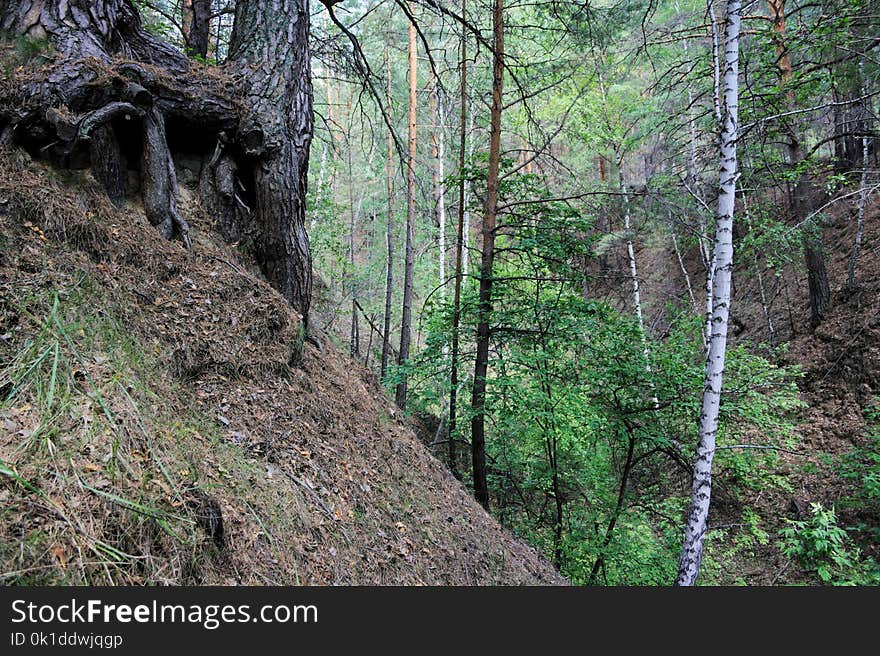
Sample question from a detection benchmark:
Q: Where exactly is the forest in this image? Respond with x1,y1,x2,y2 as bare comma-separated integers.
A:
0,0,878,587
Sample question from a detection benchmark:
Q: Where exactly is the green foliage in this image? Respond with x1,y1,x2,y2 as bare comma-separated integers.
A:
778,503,876,585
407,157,804,584
835,403,880,546
134,1,176,41
301,0,880,586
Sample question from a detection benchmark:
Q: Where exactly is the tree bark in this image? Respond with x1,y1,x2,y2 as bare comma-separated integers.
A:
431,77,448,304
89,124,125,208
228,0,313,326
182,0,211,59
676,0,741,587
396,7,417,409
1,0,315,331
0,0,187,68
471,0,504,510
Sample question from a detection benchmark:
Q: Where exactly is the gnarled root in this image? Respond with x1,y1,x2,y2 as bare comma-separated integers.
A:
141,106,191,250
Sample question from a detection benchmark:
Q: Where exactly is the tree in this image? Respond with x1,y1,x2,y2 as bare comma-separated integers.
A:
182,0,211,58
447,0,468,480
381,20,396,380
470,0,505,509
226,0,313,326
396,5,418,409
767,0,829,329
676,0,742,587
0,0,315,330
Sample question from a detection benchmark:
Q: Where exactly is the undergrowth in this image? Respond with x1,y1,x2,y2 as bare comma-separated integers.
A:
0,279,234,584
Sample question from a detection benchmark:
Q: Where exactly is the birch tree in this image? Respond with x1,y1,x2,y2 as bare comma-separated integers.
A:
676,0,742,587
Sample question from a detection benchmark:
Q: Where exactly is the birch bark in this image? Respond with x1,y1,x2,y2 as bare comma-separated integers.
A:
676,0,741,587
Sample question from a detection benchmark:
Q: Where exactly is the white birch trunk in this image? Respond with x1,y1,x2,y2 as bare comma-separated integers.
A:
462,95,474,276
848,61,870,287
619,157,659,407
619,161,648,342
676,0,741,587
672,228,699,314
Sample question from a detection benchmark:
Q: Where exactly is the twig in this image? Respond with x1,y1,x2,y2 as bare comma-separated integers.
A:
283,469,335,521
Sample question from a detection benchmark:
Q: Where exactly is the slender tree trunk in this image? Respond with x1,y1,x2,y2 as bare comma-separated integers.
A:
347,144,365,357
463,87,475,276
672,228,699,314
381,26,395,380
619,159,648,343
618,156,658,406
470,0,504,510
676,0,741,587
768,0,829,328
590,433,635,584
447,0,468,479
848,61,870,287
431,77,448,303
396,6,418,408
698,0,724,352
182,0,210,58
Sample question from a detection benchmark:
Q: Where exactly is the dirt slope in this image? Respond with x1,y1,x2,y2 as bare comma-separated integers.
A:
0,148,565,585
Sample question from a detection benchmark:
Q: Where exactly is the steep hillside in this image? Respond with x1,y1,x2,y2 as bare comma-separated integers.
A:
608,182,880,583
0,148,565,585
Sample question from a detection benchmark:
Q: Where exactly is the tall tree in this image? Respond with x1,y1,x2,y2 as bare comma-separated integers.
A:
676,0,741,586
396,6,418,408
227,0,314,326
381,21,396,380
430,76,448,303
471,0,505,509
447,0,468,480
767,0,829,329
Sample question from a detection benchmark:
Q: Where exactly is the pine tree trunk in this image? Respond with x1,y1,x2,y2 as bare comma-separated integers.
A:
470,0,504,510
228,0,313,326
0,0,315,331
347,146,365,357
676,0,741,587
396,8,418,409
768,0,829,329
431,78,448,304
182,0,211,58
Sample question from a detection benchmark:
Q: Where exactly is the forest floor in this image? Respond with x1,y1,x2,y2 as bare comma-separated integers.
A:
0,148,565,585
